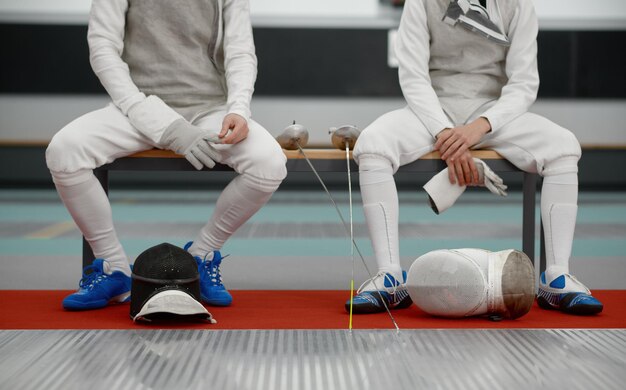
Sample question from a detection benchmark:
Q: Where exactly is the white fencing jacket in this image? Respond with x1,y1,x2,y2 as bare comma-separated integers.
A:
396,0,539,138
88,0,257,143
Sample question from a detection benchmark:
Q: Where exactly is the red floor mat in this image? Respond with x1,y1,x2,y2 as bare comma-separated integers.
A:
1,290,624,330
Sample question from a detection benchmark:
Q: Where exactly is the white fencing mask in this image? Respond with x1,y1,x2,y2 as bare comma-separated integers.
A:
406,248,535,319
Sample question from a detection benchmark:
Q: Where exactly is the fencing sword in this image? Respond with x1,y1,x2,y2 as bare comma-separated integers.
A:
277,122,400,331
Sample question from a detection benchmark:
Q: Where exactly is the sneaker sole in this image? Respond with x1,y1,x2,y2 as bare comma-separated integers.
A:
345,293,412,314
537,294,603,315
63,291,130,311
536,295,557,311
63,299,109,311
201,293,232,307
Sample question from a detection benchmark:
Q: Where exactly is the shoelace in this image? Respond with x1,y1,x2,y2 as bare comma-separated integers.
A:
356,271,399,295
201,254,223,286
78,264,106,290
565,274,591,294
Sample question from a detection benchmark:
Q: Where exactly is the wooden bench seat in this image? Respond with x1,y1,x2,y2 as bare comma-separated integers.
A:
88,148,540,272
128,148,505,160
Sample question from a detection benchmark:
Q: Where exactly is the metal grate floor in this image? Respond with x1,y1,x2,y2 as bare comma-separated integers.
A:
1,329,625,390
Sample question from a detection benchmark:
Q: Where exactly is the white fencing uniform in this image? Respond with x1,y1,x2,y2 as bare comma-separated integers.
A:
353,0,584,296
46,103,286,181
47,0,286,179
354,0,581,173
406,248,535,319
46,0,286,273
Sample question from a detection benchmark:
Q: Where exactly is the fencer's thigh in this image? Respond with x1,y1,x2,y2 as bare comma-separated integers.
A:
353,106,435,172
193,111,287,180
475,112,581,175
46,103,157,173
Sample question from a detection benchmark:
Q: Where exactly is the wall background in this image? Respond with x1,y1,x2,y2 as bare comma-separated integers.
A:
0,0,625,187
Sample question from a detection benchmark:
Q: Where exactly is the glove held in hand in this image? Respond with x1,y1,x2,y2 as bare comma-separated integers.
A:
423,158,508,214
159,119,221,170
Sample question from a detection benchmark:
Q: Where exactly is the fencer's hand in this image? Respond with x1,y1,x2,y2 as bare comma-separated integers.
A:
220,113,249,145
435,117,491,162
159,119,221,170
446,150,480,186
446,155,507,196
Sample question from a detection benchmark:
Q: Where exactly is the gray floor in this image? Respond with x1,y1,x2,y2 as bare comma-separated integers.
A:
1,329,625,390
1,189,625,389
1,189,625,290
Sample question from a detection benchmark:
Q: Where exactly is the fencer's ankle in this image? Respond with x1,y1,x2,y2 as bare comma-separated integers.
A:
380,267,404,283
105,260,132,277
545,266,568,282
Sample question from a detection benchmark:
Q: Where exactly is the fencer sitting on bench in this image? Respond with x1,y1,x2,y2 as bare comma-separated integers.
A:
46,0,286,311
347,0,603,316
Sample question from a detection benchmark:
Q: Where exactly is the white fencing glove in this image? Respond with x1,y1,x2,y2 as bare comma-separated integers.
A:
159,119,221,170
423,158,508,214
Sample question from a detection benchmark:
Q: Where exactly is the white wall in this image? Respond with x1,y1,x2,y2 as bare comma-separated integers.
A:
1,0,625,145
1,95,624,146
1,0,626,29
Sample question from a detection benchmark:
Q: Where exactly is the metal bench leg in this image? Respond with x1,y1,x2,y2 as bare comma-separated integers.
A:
522,172,537,266
82,169,109,269
539,175,546,276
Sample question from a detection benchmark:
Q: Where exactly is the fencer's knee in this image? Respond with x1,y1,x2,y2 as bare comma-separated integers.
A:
358,154,394,186
49,169,94,187
244,150,287,182
353,136,377,164
353,132,399,172
560,130,582,158
46,130,81,173
239,172,282,194
263,153,288,181
542,156,580,177
540,129,580,177
357,154,393,171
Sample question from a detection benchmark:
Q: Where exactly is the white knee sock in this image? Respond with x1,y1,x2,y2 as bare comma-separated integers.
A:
359,155,402,281
541,157,579,282
51,169,130,275
189,174,281,257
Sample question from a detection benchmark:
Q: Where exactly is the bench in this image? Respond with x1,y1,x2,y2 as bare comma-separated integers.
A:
87,148,542,273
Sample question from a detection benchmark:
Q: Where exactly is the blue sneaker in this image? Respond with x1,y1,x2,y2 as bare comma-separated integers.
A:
62,259,131,311
537,272,603,315
345,271,413,314
184,242,232,306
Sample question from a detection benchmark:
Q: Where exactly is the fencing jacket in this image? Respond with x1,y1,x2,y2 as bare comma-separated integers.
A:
396,0,539,137
87,0,257,143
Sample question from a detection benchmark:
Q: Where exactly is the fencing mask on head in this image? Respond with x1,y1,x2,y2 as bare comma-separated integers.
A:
406,248,535,319
131,242,215,323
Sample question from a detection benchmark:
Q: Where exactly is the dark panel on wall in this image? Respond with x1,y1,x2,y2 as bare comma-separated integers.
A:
253,28,400,96
537,31,626,98
576,31,626,97
1,23,625,98
536,31,575,97
1,24,103,94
